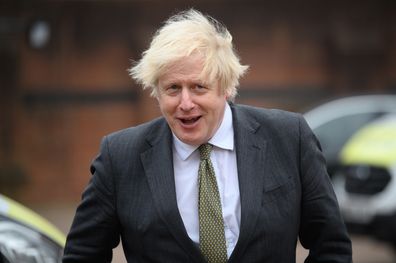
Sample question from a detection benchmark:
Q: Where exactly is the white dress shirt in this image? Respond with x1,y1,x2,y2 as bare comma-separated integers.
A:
172,103,241,258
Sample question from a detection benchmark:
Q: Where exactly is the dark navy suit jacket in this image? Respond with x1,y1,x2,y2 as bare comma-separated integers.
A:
63,104,352,262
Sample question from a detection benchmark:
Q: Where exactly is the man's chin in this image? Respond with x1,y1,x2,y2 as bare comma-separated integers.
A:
177,135,203,146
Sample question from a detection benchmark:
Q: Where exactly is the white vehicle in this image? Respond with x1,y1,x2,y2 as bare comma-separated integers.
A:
333,115,396,248
304,95,396,248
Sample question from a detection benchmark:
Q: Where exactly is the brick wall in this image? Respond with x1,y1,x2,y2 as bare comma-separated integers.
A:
1,0,395,203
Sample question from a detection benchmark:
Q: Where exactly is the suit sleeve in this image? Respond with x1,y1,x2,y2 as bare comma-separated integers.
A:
63,136,121,263
297,116,352,262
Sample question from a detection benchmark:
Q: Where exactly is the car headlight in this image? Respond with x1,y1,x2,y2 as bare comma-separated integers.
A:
0,217,62,263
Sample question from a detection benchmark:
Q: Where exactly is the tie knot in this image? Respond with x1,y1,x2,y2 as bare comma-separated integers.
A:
198,144,212,160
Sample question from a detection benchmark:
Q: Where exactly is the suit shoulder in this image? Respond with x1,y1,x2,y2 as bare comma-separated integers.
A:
104,117,167,146
233,103,303,125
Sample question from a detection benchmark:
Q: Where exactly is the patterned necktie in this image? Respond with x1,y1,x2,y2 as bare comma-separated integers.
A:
198,143,227,263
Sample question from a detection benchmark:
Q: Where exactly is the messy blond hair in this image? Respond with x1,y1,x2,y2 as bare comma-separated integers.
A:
129,9,248,100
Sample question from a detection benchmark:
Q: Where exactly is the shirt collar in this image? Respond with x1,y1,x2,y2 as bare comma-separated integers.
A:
173,103,234,161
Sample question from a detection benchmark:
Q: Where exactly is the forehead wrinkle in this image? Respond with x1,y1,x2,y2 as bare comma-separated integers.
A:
159,56,208,87
160,73,202,86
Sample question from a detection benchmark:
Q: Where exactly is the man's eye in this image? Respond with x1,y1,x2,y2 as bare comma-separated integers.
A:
193,84,206,92
165,85,180,94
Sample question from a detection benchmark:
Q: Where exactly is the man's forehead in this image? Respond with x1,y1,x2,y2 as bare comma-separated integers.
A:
159,56,209,83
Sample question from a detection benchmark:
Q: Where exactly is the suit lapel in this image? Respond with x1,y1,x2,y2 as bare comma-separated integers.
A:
229,105,267,262
140,120,205,262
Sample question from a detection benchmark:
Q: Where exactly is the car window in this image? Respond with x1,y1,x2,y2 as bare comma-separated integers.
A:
313,112,385,163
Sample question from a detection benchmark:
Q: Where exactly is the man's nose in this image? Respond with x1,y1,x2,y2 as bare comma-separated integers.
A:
179,88,195,111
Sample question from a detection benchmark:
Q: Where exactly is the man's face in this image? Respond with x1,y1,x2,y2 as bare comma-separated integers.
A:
157,54,227,146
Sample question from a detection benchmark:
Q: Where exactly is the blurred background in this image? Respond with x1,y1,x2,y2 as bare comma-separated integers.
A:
1,0,396,262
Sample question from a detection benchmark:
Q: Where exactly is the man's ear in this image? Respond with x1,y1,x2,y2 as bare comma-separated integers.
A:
224,87,231,101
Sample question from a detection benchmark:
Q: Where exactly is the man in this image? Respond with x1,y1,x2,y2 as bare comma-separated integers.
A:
63,9,352,263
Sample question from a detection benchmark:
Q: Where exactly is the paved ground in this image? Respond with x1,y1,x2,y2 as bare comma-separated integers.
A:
34,203,396,262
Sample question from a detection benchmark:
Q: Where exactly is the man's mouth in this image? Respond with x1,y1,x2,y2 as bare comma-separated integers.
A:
179,116,201,125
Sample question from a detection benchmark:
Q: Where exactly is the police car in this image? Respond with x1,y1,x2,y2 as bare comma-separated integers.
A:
332,115,396,248
304,95,396,178
0,194,65,263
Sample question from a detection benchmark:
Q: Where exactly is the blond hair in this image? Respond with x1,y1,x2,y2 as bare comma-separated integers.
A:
129,9,248,100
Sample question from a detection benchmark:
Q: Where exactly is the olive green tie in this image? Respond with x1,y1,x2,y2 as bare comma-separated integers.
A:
198,144,227,263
